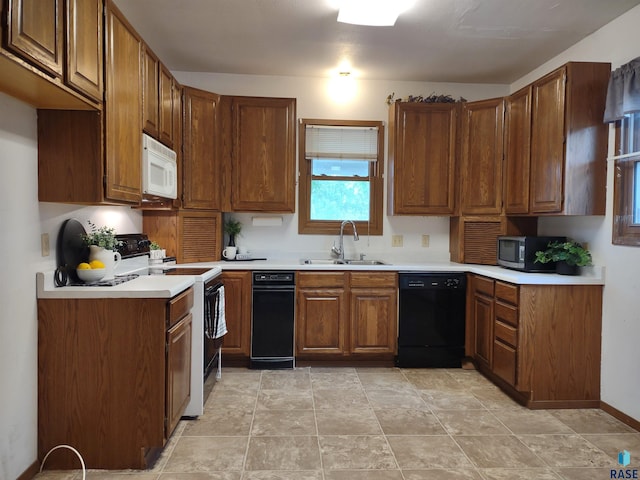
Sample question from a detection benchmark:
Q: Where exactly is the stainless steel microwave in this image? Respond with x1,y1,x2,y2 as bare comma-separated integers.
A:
497,236,566,272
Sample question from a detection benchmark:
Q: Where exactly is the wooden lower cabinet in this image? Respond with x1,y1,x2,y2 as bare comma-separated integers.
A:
349,272,397,355
166,312,193,437
37,288,194,470
297,272,348,355
467,274,602,408
220,270,252,360
469,275,494,369
296,271,397,362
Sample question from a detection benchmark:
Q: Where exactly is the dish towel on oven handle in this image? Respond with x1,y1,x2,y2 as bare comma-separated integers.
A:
206,285,227,340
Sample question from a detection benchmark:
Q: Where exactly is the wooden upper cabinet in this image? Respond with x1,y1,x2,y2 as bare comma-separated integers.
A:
159,63,174,147
224,96,296,212
142,44,176,148
104,1,142,204
66,0,103,102
460,98,505,215
530,68,566,214
5,0,103,104
182,86,221,210
65,0,103,102
6,0,64,77
504,86,532,215
142,45,159,137
387,102,458,215
529,62,609,215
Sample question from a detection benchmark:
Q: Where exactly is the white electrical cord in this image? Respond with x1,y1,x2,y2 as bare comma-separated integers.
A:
39,444,86,480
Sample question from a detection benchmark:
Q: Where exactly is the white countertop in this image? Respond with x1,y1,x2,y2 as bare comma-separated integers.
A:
36,265,223,299
186,259,605,285
36,258,603,299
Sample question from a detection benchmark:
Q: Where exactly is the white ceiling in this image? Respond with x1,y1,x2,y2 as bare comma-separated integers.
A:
113,0,640,84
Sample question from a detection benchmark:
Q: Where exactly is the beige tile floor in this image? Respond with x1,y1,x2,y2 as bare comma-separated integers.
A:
35,367,639,480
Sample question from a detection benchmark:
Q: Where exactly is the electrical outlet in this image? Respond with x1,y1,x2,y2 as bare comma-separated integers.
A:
41,233,50,257
422,234,430,247
392,234,403,247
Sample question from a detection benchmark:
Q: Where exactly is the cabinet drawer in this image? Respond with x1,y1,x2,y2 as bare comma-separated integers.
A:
298,272,346,288
495,301,518,327
493,339,516,386
474,275,494,296
168,287,194,327
494,320,517,348
350,272,397,288
495,281,518,305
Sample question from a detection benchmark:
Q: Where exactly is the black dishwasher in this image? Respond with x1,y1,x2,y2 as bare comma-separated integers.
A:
396,272,466,368
250,271,295,369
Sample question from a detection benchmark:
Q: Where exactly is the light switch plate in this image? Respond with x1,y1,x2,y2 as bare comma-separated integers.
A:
422,234,430,247
392,234,403,247
41,233,50,257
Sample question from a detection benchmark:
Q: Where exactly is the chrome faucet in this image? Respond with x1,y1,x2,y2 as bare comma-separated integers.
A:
331,220,359,260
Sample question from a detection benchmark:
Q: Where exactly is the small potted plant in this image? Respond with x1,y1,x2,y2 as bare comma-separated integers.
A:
224,218,242,247
534,239,592,275
82,221,122,251
81,221,123,280
149,241,163,261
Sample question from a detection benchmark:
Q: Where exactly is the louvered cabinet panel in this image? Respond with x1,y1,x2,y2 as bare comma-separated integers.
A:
180,212,221,263
143,210,222,262
449,216,537,264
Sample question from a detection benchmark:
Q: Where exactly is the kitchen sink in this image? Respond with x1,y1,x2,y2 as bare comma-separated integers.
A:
299,258,387,265
300,259,344,265
344,259,387,265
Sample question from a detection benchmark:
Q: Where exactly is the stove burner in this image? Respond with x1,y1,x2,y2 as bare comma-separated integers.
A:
71,273,140,287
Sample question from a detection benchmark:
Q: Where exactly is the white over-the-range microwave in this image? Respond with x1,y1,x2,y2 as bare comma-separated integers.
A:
142,133,178,199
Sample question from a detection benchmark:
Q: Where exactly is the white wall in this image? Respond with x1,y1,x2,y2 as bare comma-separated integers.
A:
0,92,142,479
175,73,508,261
512,5,640,420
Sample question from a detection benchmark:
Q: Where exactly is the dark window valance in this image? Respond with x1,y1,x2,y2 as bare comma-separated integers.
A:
604,56,640,123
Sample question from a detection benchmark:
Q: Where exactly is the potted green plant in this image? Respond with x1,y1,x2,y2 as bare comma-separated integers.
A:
224,218,242,247
81,221,123,280
534,239,592,275
82,221,122,251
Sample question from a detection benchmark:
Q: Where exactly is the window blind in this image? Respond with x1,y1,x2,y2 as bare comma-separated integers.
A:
305,125,378,161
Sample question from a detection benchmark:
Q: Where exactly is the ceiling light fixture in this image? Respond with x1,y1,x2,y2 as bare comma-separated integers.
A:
337,0,410,26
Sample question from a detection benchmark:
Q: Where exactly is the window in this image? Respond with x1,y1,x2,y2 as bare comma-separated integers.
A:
298,119,384,235
613,112,640,245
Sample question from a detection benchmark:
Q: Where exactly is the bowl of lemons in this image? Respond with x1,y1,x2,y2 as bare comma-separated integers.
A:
76,260,106,283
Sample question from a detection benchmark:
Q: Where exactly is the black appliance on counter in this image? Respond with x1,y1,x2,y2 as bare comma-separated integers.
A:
396,272,466,368
497,235,566,272
250,271,295,369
